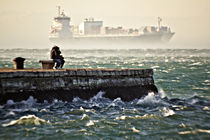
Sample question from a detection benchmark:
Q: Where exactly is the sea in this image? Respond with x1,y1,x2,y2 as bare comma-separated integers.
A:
0,48,209,139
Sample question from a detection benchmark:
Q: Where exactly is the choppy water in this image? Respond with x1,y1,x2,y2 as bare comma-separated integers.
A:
0,49,209,139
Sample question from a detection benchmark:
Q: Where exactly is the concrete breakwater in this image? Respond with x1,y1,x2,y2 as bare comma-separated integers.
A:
0,68,158,104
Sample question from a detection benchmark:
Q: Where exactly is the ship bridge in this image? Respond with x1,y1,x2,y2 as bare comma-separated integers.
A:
50,6,72,38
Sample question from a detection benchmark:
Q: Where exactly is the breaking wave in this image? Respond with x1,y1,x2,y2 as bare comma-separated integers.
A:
2,115,50,127
0,90,209,139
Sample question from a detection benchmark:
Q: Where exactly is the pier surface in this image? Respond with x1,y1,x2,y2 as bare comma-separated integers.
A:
0,68,158,104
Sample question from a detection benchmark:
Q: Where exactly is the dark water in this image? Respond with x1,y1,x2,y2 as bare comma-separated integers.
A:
0,49,209,139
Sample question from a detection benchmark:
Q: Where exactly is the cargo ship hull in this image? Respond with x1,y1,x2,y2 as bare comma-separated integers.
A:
50,32,175,45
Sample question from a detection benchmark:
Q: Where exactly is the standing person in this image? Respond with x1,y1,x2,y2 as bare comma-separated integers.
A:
50,46,65,69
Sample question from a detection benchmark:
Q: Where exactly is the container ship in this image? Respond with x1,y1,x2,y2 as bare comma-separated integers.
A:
49,7,175,45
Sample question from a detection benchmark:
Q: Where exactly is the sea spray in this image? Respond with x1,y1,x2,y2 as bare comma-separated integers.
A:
0,49,209,139
2,115,50,127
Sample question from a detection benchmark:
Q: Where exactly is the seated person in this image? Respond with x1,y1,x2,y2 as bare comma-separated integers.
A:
50,46,65,69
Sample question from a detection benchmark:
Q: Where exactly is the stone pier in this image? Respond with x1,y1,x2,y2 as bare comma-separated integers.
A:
0,68,158,104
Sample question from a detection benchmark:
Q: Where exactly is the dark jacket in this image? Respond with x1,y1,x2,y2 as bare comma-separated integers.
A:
50,46,62,59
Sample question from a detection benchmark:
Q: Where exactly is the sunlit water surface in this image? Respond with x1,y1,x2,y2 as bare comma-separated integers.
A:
0,49,209,139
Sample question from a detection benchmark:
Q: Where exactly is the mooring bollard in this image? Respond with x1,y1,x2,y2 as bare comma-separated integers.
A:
13,57,25,69
39,60,55,69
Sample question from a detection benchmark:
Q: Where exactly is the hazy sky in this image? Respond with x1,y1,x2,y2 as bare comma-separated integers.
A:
0,0,210,48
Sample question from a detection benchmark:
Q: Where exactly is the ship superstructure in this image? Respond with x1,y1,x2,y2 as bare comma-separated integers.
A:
49,7,175,44
50,6,72,39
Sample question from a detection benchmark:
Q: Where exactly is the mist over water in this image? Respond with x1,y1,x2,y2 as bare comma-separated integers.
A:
0,48,209,139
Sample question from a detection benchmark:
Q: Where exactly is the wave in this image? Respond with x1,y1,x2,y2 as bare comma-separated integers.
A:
178,129,210,135
115,114,158,121
86,120,96,127
2,115,50,127
160,107,175,117
1,90,209,113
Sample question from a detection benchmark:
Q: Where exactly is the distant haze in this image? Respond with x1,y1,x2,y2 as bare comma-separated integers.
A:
0,0,210,49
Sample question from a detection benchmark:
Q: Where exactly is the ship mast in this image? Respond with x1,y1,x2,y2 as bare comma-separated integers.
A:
158,17,162,29
57,6,61,16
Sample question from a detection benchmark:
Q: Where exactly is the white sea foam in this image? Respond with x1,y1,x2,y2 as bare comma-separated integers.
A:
131,127,140,133
115,114,158,120
202,81,210,86
172,105,186,111
86,120,98,126
4,111,16,117
84,108,96,113
7,100,15,105
158,88,167,98
151,65,160,69
72,97,81,102
80,106,84,111
77,129,87,132
179,129,210,135
115,115,127,120
81,114,90,120
122,108,139,114
5,96,38,110
8,111,15,116
165,59,169,62
40,108,48,113
203,106,210,111
137,92,161,105
53,99,58,103
189,98,199,105
2,115,50,127
21,96,37,106
113,97,122,102
179,123,187,128
111,97,123,106
189,62,202,66
90,91,105,100
87,91,106,108
135,114,158,119
161,107,175,117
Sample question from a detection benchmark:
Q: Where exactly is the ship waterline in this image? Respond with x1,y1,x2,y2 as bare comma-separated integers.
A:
50,32,175,44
